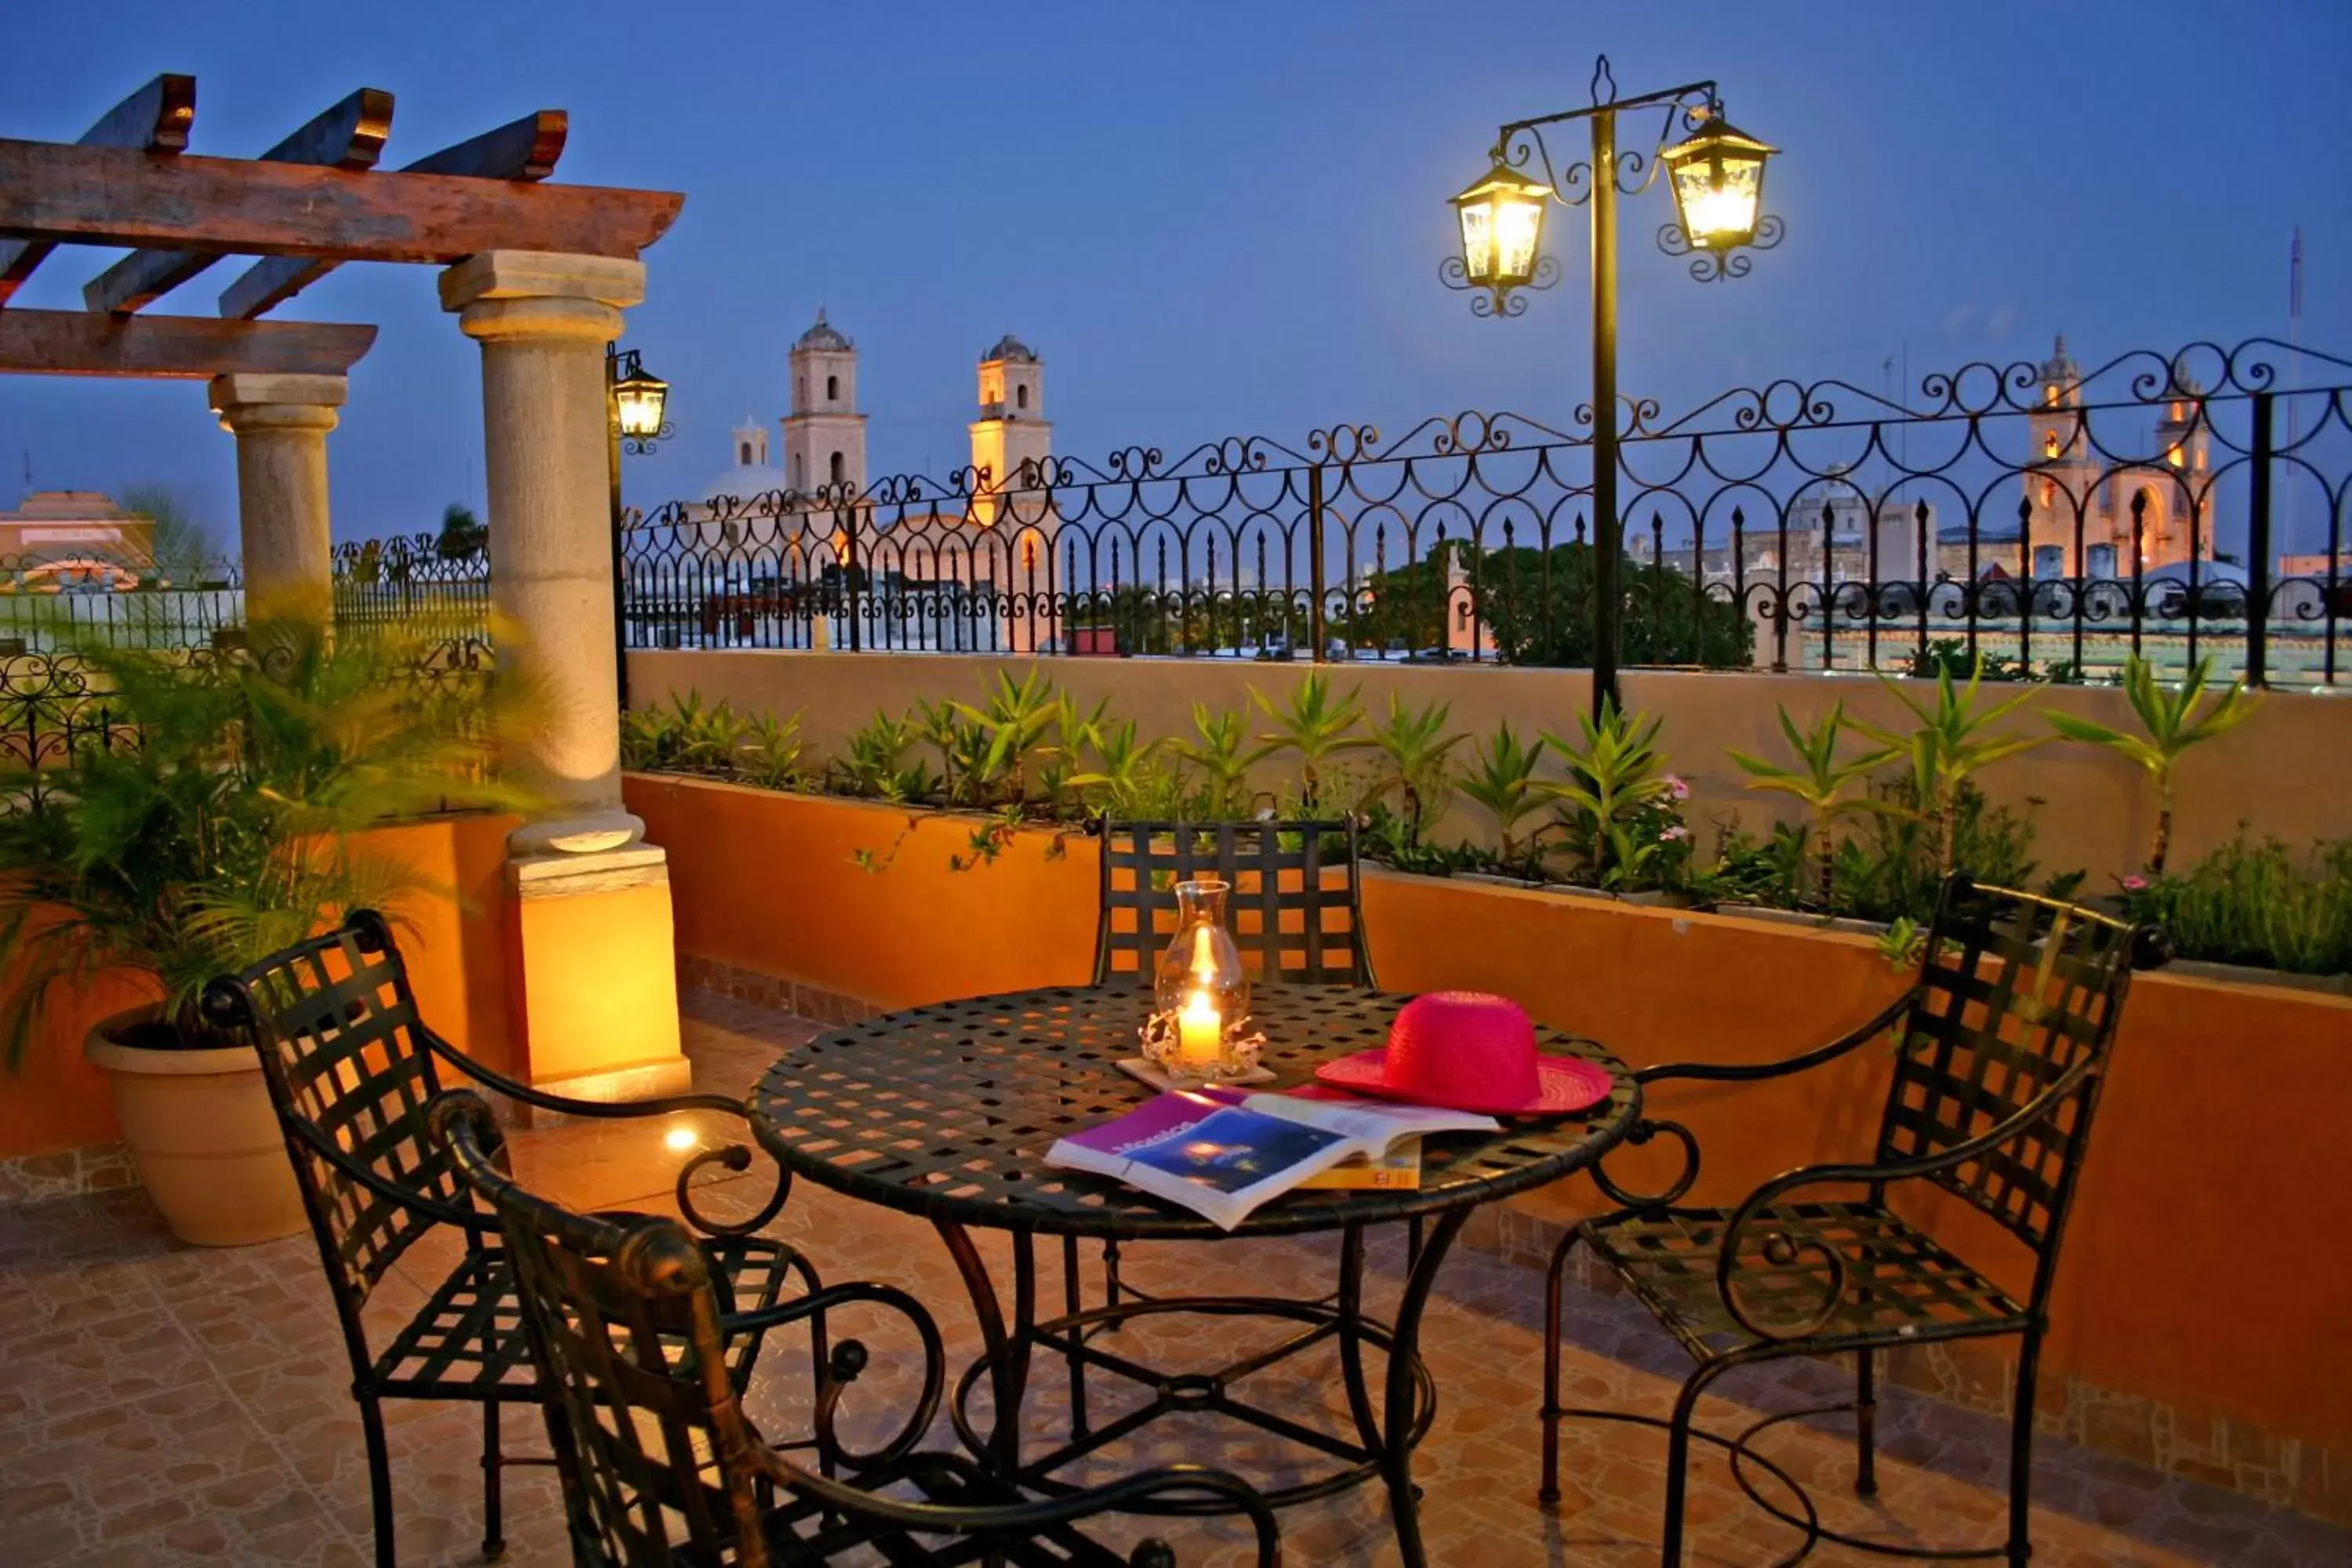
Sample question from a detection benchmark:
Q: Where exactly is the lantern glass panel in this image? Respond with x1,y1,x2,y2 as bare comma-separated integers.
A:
1457,200,1496,285
1494,191,1544,282
614,375,667,438
1671,153,1762,249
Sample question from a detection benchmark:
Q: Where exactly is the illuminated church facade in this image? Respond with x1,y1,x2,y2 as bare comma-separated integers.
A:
682,311,1061,650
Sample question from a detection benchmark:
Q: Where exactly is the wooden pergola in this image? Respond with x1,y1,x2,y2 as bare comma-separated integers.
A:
2,72,704,1134
0,73,677,376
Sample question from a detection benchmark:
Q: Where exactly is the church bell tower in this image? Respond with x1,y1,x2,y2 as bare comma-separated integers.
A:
969,334,1052,526
782,309,867,497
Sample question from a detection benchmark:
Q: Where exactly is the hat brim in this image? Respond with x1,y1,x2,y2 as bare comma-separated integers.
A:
1312,1049,1614,1118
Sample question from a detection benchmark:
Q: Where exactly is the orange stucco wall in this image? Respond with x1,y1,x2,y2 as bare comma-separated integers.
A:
628,775,2352,1459
0,811,520,1161
628,773,1098,1010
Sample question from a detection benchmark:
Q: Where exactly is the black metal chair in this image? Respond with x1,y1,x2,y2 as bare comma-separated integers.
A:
1539,873,2154,1566
1093,818,1375,992
1088,818,1376,1309
426,1087,1283,1566
200,909,819,1568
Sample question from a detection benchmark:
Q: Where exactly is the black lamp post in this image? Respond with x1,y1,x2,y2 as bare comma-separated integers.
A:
1445,54,1780,717
606,342,671,709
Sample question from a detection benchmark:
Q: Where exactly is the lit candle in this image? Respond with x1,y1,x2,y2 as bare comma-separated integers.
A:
1176,988,1223,1067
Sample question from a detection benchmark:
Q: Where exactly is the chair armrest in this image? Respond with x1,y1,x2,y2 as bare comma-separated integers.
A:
1634,986,1917,1088
722,1279,948,1473
418,1025,746,1121
751,1447,1283,1567
419,1027,793,1239
277,1112,481,1231
1713,1049,2101,1341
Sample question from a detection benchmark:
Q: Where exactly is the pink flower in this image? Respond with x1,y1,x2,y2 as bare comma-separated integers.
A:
1660,824,1690,843
2122,874,2149,892
1663,774,1691,800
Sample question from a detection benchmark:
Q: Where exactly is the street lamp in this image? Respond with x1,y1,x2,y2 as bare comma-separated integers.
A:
1443,55,1782,715
1661,118,1778,251
607,343,673,708
1449,162,1554,303
612,351,670,442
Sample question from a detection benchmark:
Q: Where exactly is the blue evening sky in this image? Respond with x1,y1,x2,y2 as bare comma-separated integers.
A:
1,0,2343,551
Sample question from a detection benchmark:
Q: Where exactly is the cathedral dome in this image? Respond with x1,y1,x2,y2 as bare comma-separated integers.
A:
796,308,851,353
982,333,1037,364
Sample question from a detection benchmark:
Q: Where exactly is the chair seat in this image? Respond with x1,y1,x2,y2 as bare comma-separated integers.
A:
757,1453,1138,1567
1581,1199,2026,1361
375,1236,795,1398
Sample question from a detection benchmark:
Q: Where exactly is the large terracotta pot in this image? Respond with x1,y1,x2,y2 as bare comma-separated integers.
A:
82,1007,306,1247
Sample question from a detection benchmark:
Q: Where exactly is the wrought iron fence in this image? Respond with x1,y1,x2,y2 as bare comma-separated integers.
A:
0,532,491,659
620,337,2350,688
0,552,245,653
331,534,492,644
0,637,496,818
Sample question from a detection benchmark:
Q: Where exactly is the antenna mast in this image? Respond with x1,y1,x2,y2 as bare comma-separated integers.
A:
2285,226,2303,552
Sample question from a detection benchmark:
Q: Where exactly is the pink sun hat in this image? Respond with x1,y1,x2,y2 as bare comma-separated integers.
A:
1315,991,1613,1117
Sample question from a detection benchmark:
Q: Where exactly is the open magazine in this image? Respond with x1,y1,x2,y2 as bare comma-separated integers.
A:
1045,1086,1498,1231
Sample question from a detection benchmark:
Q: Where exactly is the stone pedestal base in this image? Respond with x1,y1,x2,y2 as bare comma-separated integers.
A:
505,844,687,1108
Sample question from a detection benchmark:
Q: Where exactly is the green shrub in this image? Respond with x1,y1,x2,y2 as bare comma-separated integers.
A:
2123,836,2352,976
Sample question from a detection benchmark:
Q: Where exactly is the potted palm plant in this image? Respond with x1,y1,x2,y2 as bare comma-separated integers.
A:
0,620,519,1245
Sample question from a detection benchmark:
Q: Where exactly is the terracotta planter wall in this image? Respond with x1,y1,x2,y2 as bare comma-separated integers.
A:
0,811,521,1170
627,773,2352,1515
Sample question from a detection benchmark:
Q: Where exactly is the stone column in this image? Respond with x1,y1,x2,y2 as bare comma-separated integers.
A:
208,373,344,622
441,251,685,1102
441,251,645,855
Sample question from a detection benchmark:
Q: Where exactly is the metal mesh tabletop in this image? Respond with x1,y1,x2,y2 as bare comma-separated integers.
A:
750,986,1641,1241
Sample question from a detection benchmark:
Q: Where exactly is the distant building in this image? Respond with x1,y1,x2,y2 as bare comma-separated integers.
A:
680,313,1061,650
1627,475,1933,587
2020,335,2213,579
0,490,155,589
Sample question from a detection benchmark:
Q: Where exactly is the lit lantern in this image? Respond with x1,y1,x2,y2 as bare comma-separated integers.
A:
1450,161,1553,304
1660,116,1778,251
612,354,670,439
1148,878,1254,1079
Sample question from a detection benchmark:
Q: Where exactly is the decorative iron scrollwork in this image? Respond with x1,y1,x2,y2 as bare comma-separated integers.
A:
1657,212,1784,282
1585,1116,1702,1210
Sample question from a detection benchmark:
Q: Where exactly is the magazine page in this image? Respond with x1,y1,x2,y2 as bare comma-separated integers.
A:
1046,1091,1365,1230
1240,1089,1499,1152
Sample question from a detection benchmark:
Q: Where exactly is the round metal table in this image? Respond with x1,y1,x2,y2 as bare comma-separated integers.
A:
749,985,1641,1568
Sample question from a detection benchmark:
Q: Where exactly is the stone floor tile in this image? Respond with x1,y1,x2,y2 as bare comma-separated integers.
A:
0,987,2344,1566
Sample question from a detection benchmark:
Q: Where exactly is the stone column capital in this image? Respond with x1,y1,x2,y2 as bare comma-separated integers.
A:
208,373,347,435
440,251,647,347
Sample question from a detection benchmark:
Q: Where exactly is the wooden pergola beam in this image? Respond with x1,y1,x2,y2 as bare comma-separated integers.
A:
0,308,375,378
0,139,683,263
0,74,195,307
83,88,394,315
220,109,568,320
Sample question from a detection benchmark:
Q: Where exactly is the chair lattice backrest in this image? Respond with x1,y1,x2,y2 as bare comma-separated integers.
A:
1877,876,2141,1258
430,1093,764,1568
1095,818,1373,989
205,909,462,1308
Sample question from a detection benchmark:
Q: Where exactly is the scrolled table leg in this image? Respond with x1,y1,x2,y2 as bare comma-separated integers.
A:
1334,1222,1384,1450
1384,1207,1470,1568
932,1218,1038,1483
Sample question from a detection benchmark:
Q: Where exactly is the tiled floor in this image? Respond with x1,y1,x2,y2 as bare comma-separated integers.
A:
2,992,2345,1567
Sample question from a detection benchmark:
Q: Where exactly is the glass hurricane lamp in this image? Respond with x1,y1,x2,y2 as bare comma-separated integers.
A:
1143,879,1259,1081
